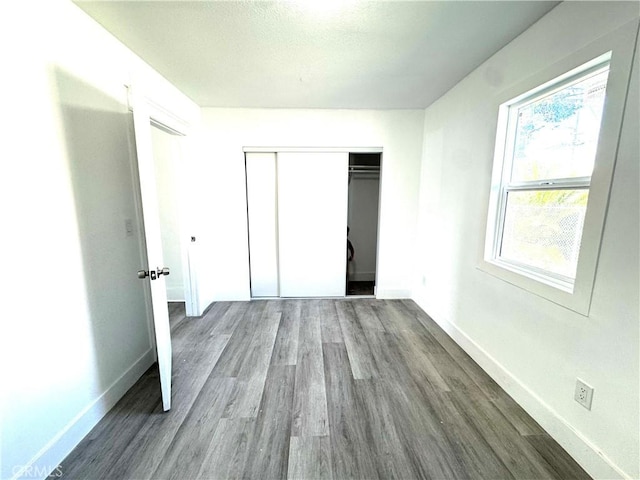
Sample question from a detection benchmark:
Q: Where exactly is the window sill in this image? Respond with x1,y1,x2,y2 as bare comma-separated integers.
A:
487,258,574,294
477,259,591,316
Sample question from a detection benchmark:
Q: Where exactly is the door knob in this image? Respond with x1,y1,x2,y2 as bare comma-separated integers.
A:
138,269,158,280
157,267,170,277
137,270,149,279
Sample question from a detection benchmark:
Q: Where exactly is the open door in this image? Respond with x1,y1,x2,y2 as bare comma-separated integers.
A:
132,100,173,411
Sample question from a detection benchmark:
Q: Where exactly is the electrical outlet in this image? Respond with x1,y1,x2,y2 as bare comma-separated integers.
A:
574,378,594,410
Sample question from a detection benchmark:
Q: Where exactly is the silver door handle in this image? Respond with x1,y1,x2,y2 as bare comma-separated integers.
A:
138,269,158,280
137,270,149,279
157,267,170,277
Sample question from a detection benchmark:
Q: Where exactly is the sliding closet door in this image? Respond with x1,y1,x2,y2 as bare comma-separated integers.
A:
277,152,348,297
246,153,279,297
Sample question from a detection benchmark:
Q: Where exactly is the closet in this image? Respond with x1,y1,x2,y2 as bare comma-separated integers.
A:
347,153,381,296
245,151,349,297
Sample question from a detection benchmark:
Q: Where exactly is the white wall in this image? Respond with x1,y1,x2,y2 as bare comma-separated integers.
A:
195,109,425,303
348,175,380,282
0,2,199,479
151,126,186,302
413,3,639,479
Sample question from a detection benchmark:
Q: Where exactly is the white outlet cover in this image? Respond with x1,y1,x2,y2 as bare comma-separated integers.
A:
574,378,594,410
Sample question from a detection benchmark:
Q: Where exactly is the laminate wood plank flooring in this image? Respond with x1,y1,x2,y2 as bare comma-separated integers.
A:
287,435,332,480
242,364,296,479
335,300,378,380
56,299,591,480
397,299,547,437
223,302,281,419
152,376,236,480
292,300,330,437
271,300,302,366
323,342,379,480
319,300,343,344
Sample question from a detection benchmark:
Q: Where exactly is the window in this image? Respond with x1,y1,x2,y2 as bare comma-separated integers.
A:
488,60,610,293
481,22,637,315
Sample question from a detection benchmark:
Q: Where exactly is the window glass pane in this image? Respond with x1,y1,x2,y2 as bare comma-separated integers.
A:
500,189,588,279
511,69,609,182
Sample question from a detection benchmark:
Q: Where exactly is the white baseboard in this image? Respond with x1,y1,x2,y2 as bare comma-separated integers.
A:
411,294,630,480
13,349,155,480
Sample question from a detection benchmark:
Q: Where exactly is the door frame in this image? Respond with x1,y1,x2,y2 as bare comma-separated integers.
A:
128,87,200,317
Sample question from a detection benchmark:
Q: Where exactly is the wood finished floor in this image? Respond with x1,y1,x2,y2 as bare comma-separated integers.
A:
57,299,591,480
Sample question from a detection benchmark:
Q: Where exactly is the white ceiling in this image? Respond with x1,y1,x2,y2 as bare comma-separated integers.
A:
74,1,559,109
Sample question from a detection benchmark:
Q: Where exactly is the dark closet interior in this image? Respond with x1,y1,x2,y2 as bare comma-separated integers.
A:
347,153,381,296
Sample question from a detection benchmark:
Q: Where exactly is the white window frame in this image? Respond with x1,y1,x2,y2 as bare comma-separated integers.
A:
490,60,610,293
480,20,638,315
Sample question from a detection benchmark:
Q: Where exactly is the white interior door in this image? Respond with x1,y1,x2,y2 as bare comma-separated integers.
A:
132,102,173,411
277,152,348,297
246,153,279,297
